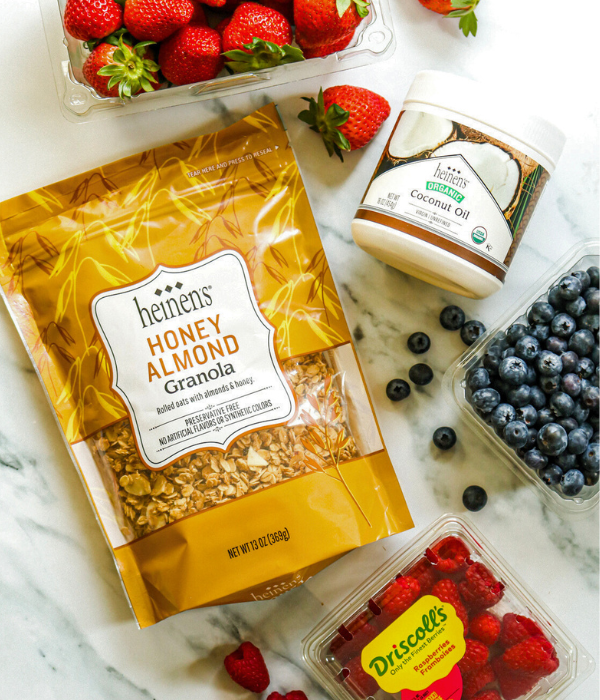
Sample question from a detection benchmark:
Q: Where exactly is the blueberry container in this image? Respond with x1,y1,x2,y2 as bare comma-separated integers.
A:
38,0,395,122
303,514,594,700
444,240,599,518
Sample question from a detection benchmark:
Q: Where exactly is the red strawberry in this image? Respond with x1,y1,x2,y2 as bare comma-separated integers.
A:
82,37,159,97
267,693,308,700
216,16,232,34
199,0,226,6
499,613,545,649
458,639,489,677
471,692,502,700
462,662,495,699
427,535,471,574
406,557,438,595
376,576,420,628
294,0,367,50
502,636,559,677
124,0,194,42
63,0,123,41
189,1,208,23
224,641,270,693
298,86,390,161
459,563,504,611
343,656,379,699
159,25,223,85
300,34,353,58
260,0,293,21
430,579,469,632
329,612,378,664
417,0,480,37
492,656,540,700
469,612,501,647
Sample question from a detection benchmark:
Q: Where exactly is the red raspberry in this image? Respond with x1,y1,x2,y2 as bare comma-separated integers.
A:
502,636,559,677
267,693,308,700
459,563,504,611
458,639,489,676
377,576,420,629
462,662,495,699
223,642,270,693
492,656,540,700
427,535,471,574
343,656,379,699
469,612,501,646
406,557,439,594
471,692,502,700
499,613,545,648
431,579,469,632
329,612,378,664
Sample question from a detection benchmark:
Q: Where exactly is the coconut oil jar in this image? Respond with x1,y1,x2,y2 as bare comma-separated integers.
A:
352,70,566,298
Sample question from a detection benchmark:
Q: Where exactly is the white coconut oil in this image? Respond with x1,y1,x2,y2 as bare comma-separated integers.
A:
352,71,566,299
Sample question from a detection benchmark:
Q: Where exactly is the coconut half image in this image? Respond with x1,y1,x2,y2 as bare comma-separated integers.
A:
432,141,521,212
388,111,454,159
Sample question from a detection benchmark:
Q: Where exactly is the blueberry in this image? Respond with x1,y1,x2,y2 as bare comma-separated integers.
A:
540,375,561,395
529,386,547,410
555,451,577,472
506,323,529,345
536,350,563,376
515,335,540,362
537,423,568,456
467,367,490,391
440,305,465,331
461,320,486,346
525,427,538,450
525,365,537,386
491,403,517,431
568,329,595,356
565,297,587,318
580,443,600,473
407,332,430,354
506,384,531,407
551,313,577,338
528,301,555,324
585,471,599,486
492,378,511,395
584,288,599,314
491,332,510,351
462,485,487,512
530,324,551,342
483,346,503,374
504,420,529,449
558,275,582,300
587,266,600,288
499,356,529,385
546,336,568,354
550,391,575,418
561,469,585,496
539,464,563,486
568,428,590,455
572,400,590,425
409,363,433,386
558,417,578,433
577,314,599,336
470,388,501,412
515,404,537,427
536,407,555,427
571,270,591,292
579,357,595,379
561,373,581,398
386,378,411,401
581,385,599,411
433,427,457,450
580,423,595,439
591,345,599,367
593,374,600,388
502,347,517,358
548,286,566,310
524,449,548,470
560,350,580,374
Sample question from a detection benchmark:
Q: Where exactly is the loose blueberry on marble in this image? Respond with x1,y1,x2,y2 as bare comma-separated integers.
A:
409,363,433,386
386,378,411,402
460,320,486,346
439,305,465,331
462,485,487,512
433,427,457,450
561,469,585,496
407,332,431,354
537,423,568,456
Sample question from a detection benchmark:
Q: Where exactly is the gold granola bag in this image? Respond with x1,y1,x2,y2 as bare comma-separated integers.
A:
0,104,413,627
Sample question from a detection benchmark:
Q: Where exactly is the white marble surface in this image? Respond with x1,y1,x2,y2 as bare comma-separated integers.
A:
0,0,598,698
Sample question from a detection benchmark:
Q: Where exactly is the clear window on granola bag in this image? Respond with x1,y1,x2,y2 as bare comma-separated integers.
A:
0,104,412,627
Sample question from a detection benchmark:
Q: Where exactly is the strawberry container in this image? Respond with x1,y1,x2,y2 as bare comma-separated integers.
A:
38,0,395,122
443,240,599,519
303,514,594,700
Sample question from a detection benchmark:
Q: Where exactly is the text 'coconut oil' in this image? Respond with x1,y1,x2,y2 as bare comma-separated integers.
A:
352,70,566,299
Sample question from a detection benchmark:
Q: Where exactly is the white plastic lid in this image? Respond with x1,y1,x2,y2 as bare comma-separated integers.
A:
404,70,566,173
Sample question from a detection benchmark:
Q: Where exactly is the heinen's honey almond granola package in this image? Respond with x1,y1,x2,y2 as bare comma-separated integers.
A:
0,104,413,627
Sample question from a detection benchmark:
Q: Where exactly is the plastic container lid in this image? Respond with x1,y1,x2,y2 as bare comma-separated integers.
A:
404,70,566,173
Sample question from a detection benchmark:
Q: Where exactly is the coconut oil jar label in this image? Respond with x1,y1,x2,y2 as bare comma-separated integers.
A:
92,250,297,470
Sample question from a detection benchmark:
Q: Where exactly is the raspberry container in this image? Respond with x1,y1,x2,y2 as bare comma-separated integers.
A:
443,240,599,519
38,0,395,122
303,514,594,700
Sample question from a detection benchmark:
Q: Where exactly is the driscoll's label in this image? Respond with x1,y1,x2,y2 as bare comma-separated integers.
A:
92,250,296,469
360,595,466,695
358,109,549,276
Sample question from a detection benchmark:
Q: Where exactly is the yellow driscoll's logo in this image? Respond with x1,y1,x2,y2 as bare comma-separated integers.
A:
361,595,466,694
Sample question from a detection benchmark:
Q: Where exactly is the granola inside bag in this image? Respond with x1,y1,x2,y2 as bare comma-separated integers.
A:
0,105,413,627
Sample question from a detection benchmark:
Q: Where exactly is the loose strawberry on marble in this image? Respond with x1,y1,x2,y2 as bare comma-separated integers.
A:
63,0,123,41
267,692,309,700
159,24,223,85
417,0,480,37
499,613,545,649
223,641,270,693
124,0,194,42
469,612,501,647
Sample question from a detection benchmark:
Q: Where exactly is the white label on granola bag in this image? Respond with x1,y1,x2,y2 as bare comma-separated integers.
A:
92,250,296,469
361,155,513,269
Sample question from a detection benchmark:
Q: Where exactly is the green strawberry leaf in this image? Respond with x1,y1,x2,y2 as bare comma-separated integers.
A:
458,10,478,36
95,36,159,99
336,0,369,18
297,87,351,162
223,38,304,73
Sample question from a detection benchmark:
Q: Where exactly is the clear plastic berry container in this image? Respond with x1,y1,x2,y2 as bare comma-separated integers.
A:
444,240,599,519
303,514,594,700
38,0,395,122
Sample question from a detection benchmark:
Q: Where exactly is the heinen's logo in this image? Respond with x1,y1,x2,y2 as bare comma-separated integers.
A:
134,280,212,328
